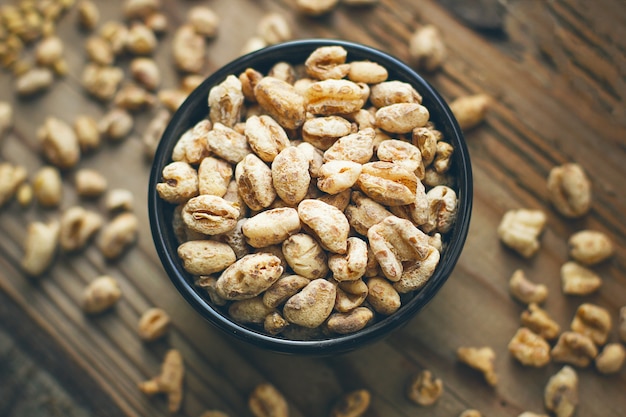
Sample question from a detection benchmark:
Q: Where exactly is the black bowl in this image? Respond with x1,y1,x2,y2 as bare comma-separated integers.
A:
148,39,472,355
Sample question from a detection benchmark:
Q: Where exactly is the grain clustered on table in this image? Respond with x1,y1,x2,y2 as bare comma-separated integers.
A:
0,1,624,417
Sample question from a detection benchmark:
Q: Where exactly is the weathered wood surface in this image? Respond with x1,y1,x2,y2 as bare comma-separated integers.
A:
0,0,624,416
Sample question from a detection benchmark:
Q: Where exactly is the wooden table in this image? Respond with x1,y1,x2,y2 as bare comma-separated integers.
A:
1,1,624,416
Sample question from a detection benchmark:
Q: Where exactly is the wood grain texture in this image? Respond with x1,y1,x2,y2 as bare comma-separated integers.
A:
0,1,624,416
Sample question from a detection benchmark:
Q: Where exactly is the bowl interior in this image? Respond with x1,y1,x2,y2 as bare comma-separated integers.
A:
148,39,472,355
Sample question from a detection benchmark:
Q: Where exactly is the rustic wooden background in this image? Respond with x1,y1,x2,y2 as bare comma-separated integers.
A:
0,0,624,416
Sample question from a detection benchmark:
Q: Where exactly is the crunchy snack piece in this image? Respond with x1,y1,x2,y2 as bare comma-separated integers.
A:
367,215,432,281
245,115,290,163
139,349,185,413
370,80,422,108
33,166,62,207
551,331,597,367
85,36,114,65
409,24,447,72
376,102,429,134
81,63,124,101
570,303,611,346
544,366,578,417
326,307,373,334
333,279,368,312
138,308,171,342
16,183,33,207
0,163,28,207
156,161,199,204
113,82,156,111
242,208,301,248
305,45,350,80
240,36,268,56
497,209,546,258
508,328,551,367
77,0,100,30
406,369,444,406
305,79,367,116
209,75,244,128
281,233,328,279
16,67,54,96
366,276,401,315
216,253,283,300
97,212,139,259
271,147,310,206
35,36,63,67
125,22,157,55
357,161,418,206
317,160,362,195
560,261,602,296
123,0,160,20
99,21,129,56
59,206,103,252
196,276,228,306
73,115,101,152
38,116,81,169
264,311,289,335
457,346,498,386
236,153,276,210
178,240,235,276
207,123,251,164
328,237,368,282
302,115,354,150
296,0,339,16
172,24,205,73
520,303,560,340
377,139,423,175
75,169,107,197
568,230,613,265
595,343,625,374
130,57,161,91
283,279,336,328
323,128,374,164
229,297,275,324
422,185,457,234
268,62,296,84
254,76,306,130
21,220,60,277
82,275,121,314
547,163,591,218
345,191,393,236
348,61,388,84
248,383,288,417
329,389,370,417
449,94,490,131
263,275,310,309
188,6,219,38
298,199,349,254
103,188,133,213
392,246,440,294
182,195,239,235
412,126,438,167
98,108,134,140
257,12,292,45
508,269,548,304
143,109,170,158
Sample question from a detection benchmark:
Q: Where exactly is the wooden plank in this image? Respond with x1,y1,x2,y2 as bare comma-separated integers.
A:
0,0,624,416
